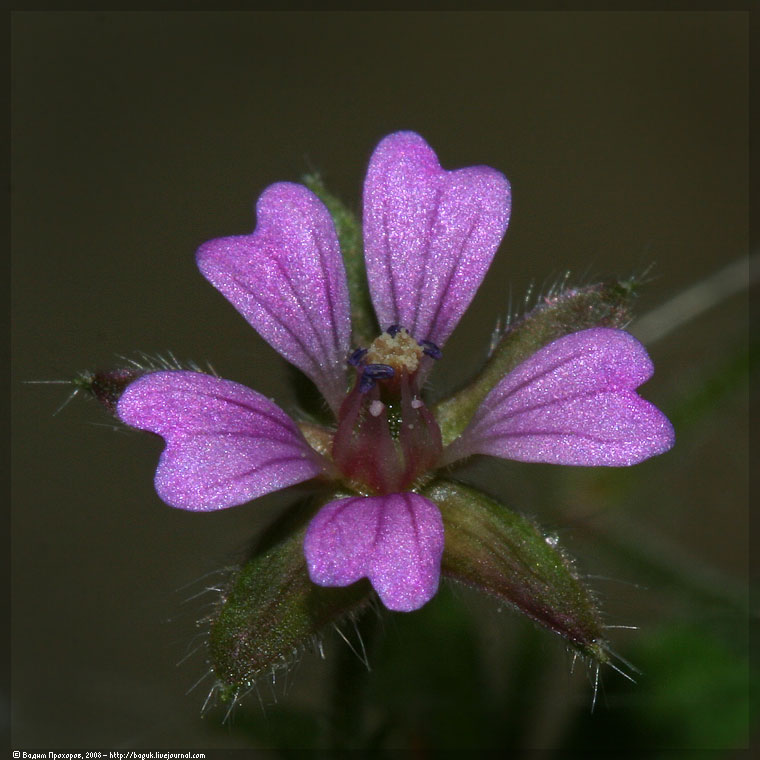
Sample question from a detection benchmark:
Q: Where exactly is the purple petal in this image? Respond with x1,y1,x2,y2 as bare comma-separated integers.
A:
304,492,445,612
197,182,351,413
117,371,325,511
363,131,510,347
446,328,675,467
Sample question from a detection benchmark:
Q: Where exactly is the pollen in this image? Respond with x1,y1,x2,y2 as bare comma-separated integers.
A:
365,328,424,374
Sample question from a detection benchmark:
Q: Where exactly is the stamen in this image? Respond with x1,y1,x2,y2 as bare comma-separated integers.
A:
359,363,395,392
358,374,375,393
347,347,368,367
364,364,395,379
419,339,442,360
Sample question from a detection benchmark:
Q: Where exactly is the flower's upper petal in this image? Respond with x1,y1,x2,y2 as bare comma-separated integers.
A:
446,328,675,466
304,492,444,612
117,371,325,511
363,131,510,347
197,183,351,413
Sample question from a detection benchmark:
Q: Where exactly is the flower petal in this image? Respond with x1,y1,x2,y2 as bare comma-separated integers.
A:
117,371,325,511
304,493,445,611
445,328,675,466
363,131,510,347
197,182,351,413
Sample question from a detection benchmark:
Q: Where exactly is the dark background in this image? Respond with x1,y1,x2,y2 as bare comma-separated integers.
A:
12,11,749,752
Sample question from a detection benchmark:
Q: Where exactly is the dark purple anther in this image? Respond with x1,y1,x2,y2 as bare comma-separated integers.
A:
358,374,376,393
348,347,368,366
359,363,395,392
419,339,442,360
386,325,402,337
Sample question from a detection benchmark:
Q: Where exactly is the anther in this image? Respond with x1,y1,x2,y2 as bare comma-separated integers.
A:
359,363,395,392
419,339,442,360
347,347,368,367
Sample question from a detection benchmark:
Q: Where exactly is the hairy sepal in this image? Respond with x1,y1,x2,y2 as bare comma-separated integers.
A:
434,279,637,445
75,354,211,417
426,480,609,664
303,173,377,347
74,368,145,415
209,497,374,700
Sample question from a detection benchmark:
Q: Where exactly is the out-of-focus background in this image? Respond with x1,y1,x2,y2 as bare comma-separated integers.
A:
12,11,751,754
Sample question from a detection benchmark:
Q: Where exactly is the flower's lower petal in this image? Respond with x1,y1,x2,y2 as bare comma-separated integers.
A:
363,131,510,347
117,371,325,511
447,328,675,466
197,182,351,413
304,493,444,611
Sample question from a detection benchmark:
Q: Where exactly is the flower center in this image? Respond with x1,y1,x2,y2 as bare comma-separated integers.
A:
364,327,423,374
348,326,442,394
332,326,443,495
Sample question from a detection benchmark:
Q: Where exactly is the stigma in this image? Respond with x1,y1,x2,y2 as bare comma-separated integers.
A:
364,327,424,374
348,326,442,394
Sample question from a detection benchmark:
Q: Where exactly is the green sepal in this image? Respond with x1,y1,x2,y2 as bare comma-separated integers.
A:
425,480,609,664
434,278,638,445
209,495,374,700
302,173,378,347
74,368,144,415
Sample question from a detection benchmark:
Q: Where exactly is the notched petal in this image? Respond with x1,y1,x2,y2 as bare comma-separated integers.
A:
117,371,325,511
444,328,675,467
304,492,445,612
434,279,639,444
196,182,351,413
363,131,510,348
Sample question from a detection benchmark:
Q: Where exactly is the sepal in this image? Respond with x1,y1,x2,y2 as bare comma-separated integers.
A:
425,480,609,663
209,497,374,700
303,173,378,347
74,368,145,415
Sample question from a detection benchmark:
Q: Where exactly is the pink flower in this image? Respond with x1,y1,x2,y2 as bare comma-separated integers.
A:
116,132,674,612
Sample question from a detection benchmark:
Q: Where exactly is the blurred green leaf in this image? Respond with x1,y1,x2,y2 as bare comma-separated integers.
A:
217,705,327,755
366,585,497,750
669,338,753,431
632,624,750,749
565,623,751,754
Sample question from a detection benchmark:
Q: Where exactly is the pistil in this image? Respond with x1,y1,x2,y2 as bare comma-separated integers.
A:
332,326,443,494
